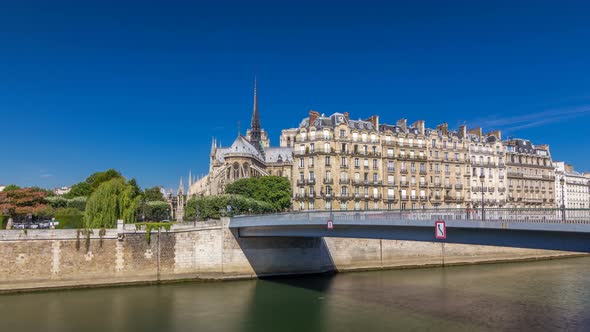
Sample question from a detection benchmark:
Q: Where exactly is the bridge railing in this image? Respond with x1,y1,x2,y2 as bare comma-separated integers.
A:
232,208,590,225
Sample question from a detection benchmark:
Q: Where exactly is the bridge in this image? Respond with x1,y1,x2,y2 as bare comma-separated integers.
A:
229,209,590,253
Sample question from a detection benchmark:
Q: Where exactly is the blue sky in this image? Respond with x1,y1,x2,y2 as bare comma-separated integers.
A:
1,0,589,190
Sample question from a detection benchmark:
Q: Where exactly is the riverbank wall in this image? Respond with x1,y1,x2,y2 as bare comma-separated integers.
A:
0,219,583,293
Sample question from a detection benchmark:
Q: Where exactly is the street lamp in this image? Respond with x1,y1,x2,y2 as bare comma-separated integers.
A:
560,177,566,223
479,173,485,221
326,185,333,221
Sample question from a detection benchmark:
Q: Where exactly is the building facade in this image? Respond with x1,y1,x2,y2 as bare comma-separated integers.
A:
504,139,555,208
554,162,590,209
178,84,578,212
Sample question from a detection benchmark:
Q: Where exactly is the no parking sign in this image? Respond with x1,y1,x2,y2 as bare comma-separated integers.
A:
435,220,446,239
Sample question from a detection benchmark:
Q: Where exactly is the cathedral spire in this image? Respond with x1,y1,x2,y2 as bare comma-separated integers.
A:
249,78,263,155
251,78,260,132
188,170,192,186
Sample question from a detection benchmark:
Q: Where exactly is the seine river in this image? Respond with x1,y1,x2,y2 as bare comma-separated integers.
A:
1,257,590,331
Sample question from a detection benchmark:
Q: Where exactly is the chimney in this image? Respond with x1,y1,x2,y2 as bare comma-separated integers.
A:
396,118,407,132
436,123,449,135
468,127,482,137
343,112,350,122
459,125,467,138
309,110,320,125
365,115,379,129
565,164,574,173
486,130,502,140
411,120,425,134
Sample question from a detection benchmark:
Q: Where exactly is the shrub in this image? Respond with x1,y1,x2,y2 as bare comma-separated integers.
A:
185,194,276,220
46,196,68,209
55,208,85,229
142,201,170,221
67,196,87,211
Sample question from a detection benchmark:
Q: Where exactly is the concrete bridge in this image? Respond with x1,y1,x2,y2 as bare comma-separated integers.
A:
230,209,590,253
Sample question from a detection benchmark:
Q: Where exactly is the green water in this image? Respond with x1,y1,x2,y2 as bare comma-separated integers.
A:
2,257,590,331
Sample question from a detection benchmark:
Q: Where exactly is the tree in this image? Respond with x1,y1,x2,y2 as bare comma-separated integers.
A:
225,176,292,211
84,178,140,228
0,188,52,218
64,169,124,199
144,201,170,221
144,186,166,202
3,184,21,192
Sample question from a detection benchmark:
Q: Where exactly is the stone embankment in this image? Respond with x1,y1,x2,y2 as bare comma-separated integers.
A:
0,219,582,293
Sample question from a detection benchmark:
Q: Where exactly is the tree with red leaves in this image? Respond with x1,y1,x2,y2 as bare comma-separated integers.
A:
0,188,52,218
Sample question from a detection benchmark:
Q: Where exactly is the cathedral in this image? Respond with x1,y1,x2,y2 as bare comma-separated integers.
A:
184,81,294,198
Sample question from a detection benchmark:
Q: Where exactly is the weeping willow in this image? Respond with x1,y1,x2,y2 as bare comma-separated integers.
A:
84,178,140,228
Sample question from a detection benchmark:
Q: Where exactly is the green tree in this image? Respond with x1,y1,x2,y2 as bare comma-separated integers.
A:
64,182,92,198
3,184,21,191
144,186,166,202
54,208,84,229
64,169,124,199
225,176,292,211
84,178,140,228
144,201,170,221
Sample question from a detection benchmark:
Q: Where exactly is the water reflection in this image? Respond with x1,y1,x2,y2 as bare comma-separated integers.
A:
0,257,589,332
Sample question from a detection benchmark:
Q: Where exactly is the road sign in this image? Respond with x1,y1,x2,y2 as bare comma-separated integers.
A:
435,220,446,239
327,220,334,230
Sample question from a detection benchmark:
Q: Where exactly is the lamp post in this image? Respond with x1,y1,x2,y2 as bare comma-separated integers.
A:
326,185,333,221
560,177,566,223
479,174,485,221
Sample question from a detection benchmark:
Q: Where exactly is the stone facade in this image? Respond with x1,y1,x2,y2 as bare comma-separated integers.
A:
179,84,564,212
504,139,555,208
554,161,590,209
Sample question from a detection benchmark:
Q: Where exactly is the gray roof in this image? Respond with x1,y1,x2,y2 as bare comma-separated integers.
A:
215,135,292,164
265,147,294,163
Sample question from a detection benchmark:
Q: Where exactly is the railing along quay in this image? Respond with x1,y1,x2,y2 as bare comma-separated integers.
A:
232,208,590,225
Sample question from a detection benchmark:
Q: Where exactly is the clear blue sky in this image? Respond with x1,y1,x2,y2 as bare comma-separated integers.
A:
1,0,589,190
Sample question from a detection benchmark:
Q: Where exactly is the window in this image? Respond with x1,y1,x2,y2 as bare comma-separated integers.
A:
323,130,329,140
373,159,378,169
432,139,436,147
340,129,346,137
387,148,394,157
310,143,315,152
324,143,331,153
325,156,331,166
299,158,304,168
309,157,314,167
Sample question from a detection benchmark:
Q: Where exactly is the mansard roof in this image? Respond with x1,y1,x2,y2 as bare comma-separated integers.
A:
265,147,294,163
299,112,375,131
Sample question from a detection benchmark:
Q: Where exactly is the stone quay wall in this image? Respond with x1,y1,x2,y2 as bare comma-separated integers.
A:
0,219,582,292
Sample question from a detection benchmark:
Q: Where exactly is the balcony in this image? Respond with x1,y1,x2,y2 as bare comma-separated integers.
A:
508,172,524,178
386,195,397,201
387,167,395,173
340,164,349,169
339,179,350,185
444,184,452,189
455,184,463,190
323,178,334,185
419,182,428,188
432,183,442,188
400,169,408,174
400,181,409,187
419,170,427,175
400,195,409,201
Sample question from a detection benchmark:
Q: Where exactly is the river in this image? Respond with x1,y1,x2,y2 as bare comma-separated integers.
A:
1,257,589,331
